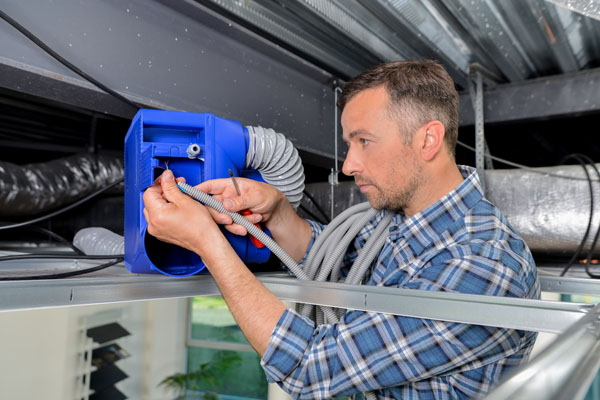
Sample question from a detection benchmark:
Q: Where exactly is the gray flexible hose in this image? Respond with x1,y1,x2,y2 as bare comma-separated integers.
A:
318,208,378,282
304,202,371,278
177,182,309,280
304,212,365,280
300,208,378,318
345,213,394,284
245,126,305,209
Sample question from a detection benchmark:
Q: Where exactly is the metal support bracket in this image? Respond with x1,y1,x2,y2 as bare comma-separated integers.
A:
329,85,343,219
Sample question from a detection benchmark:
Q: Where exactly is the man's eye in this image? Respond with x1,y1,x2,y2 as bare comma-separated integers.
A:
360,138,370,146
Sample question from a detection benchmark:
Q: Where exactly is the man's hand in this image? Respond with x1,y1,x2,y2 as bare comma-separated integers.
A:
197,177,288,234
143,170,286,356
197,177,312,262
143,170,231,262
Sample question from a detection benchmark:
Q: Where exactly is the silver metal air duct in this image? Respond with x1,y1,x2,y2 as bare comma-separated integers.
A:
304,165,600,254
485,164,600,253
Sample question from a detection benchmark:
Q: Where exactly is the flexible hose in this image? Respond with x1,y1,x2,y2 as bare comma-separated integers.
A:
178,182,386,399
304,202,372,278
177,182,389,320
345,213,394,284
245,126,305,209
177,182,308,280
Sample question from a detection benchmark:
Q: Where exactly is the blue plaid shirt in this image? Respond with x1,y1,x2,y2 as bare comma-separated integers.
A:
261,166,540,399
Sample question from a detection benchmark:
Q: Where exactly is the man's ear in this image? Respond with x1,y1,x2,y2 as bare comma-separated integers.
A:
418,121,445,161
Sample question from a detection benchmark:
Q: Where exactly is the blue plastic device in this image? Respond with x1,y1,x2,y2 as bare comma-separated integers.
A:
124,109,271,276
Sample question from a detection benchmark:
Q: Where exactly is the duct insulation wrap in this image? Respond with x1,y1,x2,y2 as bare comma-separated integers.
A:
485,165,600,254
0,153,123,217
303,165,600,254
245,126,305,209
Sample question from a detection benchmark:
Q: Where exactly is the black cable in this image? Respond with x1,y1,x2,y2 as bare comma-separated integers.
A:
298,204,327,225
0,254,124,262
28,226,85,255
0,177,124,231
0,257,123,281
457,141,600,182
302,190,331,223
560,154,595,277
0,9,139,112
572,154,600,278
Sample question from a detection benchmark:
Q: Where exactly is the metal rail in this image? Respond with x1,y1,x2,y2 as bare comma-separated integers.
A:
259,277,590,334
486,303,600,400
540,274,600,296
0,260,591,334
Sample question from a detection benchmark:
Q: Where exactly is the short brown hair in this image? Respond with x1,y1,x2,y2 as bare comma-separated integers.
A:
338,60,459,157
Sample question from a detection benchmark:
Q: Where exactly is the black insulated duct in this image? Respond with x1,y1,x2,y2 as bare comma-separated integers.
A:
0,153,123,217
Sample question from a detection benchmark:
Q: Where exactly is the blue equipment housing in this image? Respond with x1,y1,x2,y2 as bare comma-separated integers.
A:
124,109,271,276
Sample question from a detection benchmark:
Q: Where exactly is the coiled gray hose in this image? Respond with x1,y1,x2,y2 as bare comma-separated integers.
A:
178,182,388,400
245,126,305,209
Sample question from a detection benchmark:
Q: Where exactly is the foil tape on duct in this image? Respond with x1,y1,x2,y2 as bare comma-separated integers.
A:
0,153,123,217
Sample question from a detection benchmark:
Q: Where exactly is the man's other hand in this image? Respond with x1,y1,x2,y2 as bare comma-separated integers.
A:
142,170,228,258
196,177,288,237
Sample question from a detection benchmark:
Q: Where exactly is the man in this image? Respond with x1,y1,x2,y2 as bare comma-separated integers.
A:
143,60,539,399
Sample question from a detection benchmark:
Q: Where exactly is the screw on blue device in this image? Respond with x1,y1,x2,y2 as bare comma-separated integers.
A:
124,109,271,277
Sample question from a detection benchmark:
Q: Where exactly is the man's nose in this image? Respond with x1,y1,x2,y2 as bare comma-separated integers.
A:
342,148,360,176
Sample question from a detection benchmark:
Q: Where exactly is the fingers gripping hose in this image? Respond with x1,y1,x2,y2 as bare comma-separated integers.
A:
245,126,305,209
177,182,309,280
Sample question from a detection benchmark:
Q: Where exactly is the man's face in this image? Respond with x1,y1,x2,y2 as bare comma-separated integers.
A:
341,86,423,211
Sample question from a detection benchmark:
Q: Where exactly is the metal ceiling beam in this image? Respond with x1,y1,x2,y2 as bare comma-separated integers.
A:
547,0,600,21
354,0,468,89
260,277,590,334
0,0,339,166
540,274,600,296
535,0,580,73
459,67,600,126
0,61,139,120
437,0,535,82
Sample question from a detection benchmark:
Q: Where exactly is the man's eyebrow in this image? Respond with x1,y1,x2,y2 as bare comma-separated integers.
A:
346,129,375,140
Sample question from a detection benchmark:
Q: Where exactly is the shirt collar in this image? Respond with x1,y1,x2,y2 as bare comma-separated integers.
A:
387,165,483,252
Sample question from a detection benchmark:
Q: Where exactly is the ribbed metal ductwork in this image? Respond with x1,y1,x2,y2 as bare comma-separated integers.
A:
200,0,600,86
548,0,600,21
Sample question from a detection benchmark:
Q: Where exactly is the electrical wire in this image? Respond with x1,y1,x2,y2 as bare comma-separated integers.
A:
0,9,139,112
28,226,85,255
574,154,600,278
457,140,600,182
302,190,331,223
0,177,124,231
298,204,327,225
0,257,123,281
0,254,124,262
559,154,595,277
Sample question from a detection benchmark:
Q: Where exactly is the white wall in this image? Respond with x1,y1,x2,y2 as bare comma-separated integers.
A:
529,291,561,360
0,298,188,400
